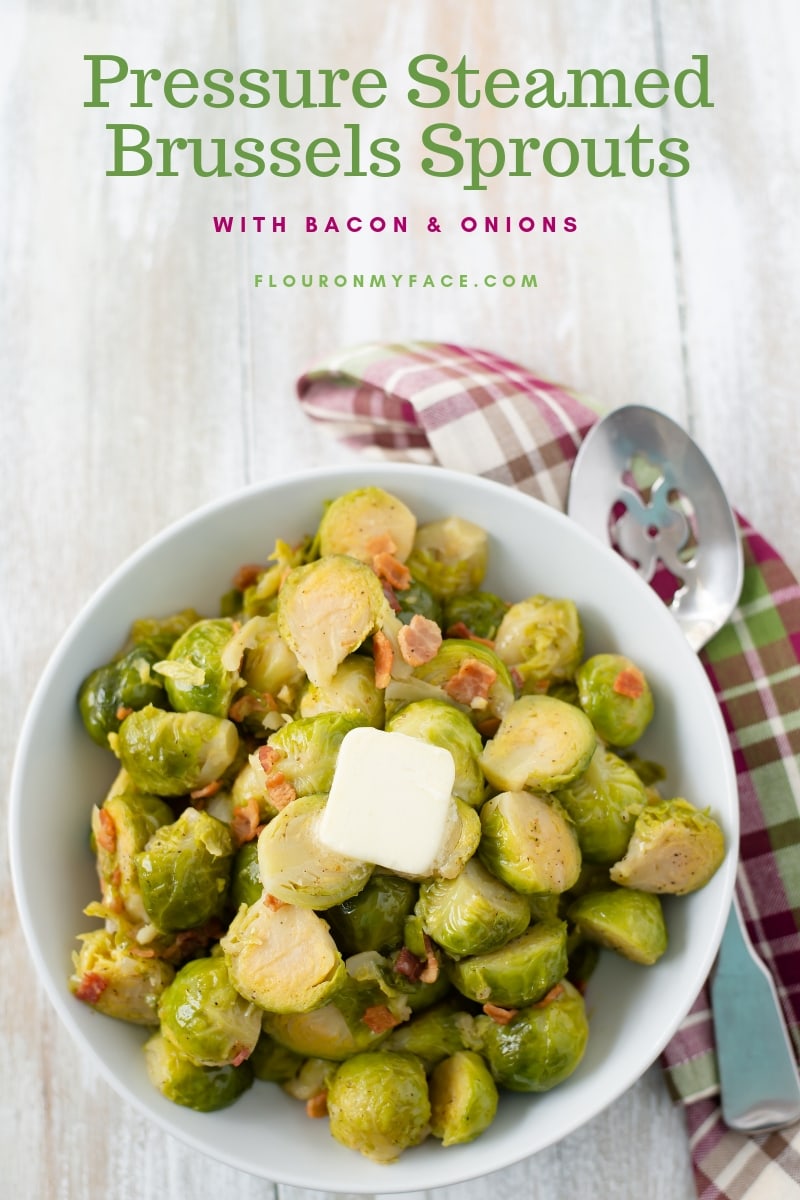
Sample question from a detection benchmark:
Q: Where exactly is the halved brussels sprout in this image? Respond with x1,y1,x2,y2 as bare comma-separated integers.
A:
609,798,725,894
277,555,390,686
327,874,418,956
69,928,175,1024
385,1003,476,1069
317,486,417,563
494,595,583,691
407,517,488,600
576,653,655,747
221,898,346,1013
92,790,173,924
78,645,166,748
135,806,234,933
282,1056,338,1102
116,705,239,797
556,744,647,865
144,1031,252,1111
386,699,485,808
416,857,530,958
327,1051,431,1162
429,1051,499,1146
568,888,668,965
299,655,385,727
249,1029,304,1083
345,947,450,1014
263,976,402,1061
413,640,515,730
158,956,261,1066
429,798,482,880
479,790,582,895
443,590,509,640
265,711,368,797
222,612,305,704
257,793,372,909
449,921,569,1007
158,618,240,718
396,577,443,627
480,695,596,793
229,841,262,910
478,979,589,1091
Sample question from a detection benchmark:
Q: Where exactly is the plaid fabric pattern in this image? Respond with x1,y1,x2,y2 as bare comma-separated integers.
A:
297,341,800,1199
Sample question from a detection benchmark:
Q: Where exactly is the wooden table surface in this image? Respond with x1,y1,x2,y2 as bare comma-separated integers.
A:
2,3,798,1198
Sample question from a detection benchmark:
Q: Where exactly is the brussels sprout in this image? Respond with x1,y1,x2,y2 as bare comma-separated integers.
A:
156,619,240,718
265,712,368,797
231,759,280,823
407,517,488,600
526,893,562,923
443,590,510,640
568,888,668,965
237,538,311,620
385,1004,475,1069
135,807,234,933
576,653,655,747
257,794,372,909
386,699,485,808
299,655,385,727
494,595,583,691
479,791,582,895
69,928,175,1024
327,874,417,956
449,921,569,1007
229,842,262,910
480,695,596,793
345,947,450,1014
567,938,600,993
263,977,402,1061
416,857,530,958
429,1051,499,1146
128,608,201,658
78,645,166,748
144,1031,252,1111
396,577,443,627
609,798,725,894
221,898,347,1013
277,554,391,686
249,1029,304,1083
478,980,589,1092
158,957,261,1066
327,1051,431,1162
556,744,647,865
222,613,305,705
91,791,173,924
317,486,417,563
282,1056,339,1102
428,798,481,881
413,640,515,730
116,705,239,797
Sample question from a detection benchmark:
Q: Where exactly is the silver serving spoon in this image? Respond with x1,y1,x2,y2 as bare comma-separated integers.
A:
568,403,800,1134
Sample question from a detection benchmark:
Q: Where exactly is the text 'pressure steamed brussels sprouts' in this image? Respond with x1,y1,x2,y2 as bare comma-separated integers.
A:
70,484,726,1163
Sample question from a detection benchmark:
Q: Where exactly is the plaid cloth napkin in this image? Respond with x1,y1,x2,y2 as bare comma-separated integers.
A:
297,341,800,1199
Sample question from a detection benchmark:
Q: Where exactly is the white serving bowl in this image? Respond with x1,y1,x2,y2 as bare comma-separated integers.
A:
9,463,737,1193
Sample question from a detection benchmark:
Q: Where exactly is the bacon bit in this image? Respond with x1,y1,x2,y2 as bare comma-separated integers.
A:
483,1003,519,1025
231,795,261,846
373,629,394,689
128,945,158,959
263,893,286,911
115,705,133,722
510,666,525,691
96,808,117,854
229,692,278,723
256,745,297,810
231,1045,252,1068
362,1004,404,1034
613,667,646,699
190,779,222,801
397,614,443,666
366,533,397,557
393,947,424,981
257,745,281,773
159,918,224,964
305,1092,329,1119
445,622,496,648
443,657,497,706
232,562,263,591
372,551,412,591
382,582,401,612
532,983,565,1009
75,972,108,1004
419,933,440,985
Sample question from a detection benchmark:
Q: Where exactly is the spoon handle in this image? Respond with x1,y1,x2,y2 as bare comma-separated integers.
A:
710,893,800,1133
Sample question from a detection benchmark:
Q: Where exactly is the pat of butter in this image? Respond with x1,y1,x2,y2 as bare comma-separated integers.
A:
318,727,456,876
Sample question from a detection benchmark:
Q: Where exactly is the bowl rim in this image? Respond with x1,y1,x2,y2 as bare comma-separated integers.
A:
8,462,738,1191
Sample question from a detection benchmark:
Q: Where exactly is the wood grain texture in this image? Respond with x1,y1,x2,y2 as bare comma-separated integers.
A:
2,2,797,1198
